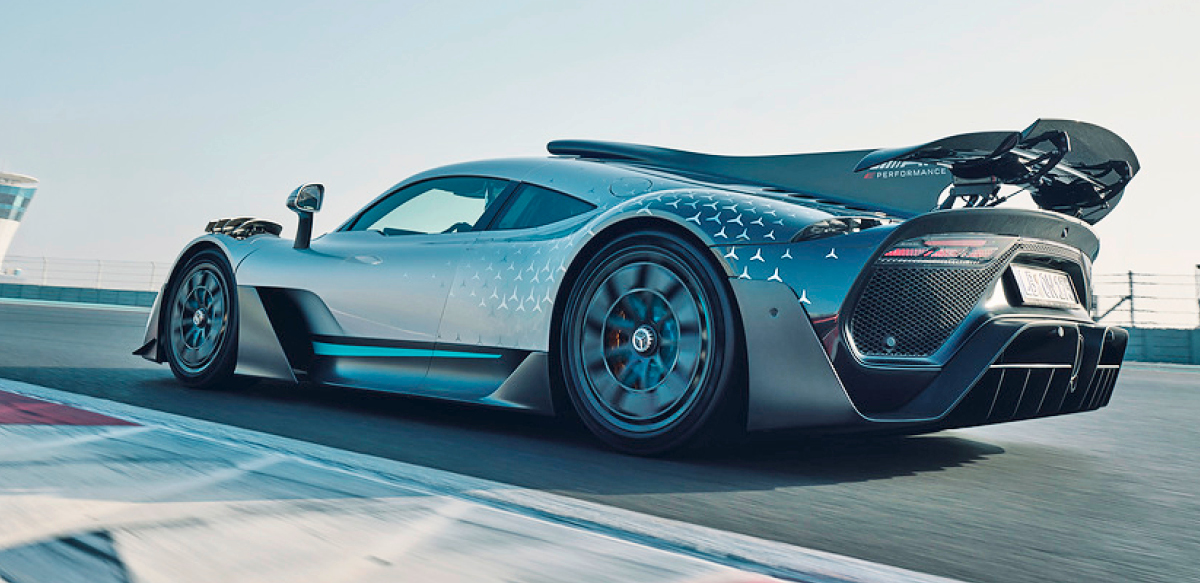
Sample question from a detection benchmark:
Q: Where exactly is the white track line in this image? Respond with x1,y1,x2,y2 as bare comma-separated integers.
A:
0,378,966,583
0,425,151,460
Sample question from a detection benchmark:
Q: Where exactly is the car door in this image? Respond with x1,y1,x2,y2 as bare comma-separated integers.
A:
427,182,598,398
239,176,512,392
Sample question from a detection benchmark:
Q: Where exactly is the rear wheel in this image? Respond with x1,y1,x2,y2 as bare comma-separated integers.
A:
561,231,742,455
163,250,240,389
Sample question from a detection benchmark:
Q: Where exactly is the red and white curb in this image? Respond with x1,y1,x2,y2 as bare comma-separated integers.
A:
0,390,135,426
0,378,965,583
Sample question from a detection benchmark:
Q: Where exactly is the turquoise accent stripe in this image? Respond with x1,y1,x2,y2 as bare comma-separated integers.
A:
430,349,503,359
312,342,429,358
312,341,500,359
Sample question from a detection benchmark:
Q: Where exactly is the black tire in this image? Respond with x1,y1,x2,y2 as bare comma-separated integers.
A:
560,230,742,455
163,249,241,389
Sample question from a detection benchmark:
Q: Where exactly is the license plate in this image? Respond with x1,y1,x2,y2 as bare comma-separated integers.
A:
1011,265,1079,308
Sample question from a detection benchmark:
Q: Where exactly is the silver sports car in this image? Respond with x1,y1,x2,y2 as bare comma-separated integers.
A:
136,119,1138,454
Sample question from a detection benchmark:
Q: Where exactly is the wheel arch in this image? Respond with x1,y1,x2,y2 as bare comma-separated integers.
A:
141,240,233,363
548,216,748,424
144,239,295,383
164,241,230,290
155,243,248,387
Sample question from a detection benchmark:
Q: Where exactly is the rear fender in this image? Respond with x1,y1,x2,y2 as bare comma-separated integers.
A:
593,189,835,247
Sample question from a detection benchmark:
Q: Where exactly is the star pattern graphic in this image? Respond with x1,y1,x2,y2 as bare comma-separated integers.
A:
439,238,577,350
434,189,871,350
634,190,816,245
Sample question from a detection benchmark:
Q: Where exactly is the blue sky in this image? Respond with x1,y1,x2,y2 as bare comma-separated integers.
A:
3,0,1198,284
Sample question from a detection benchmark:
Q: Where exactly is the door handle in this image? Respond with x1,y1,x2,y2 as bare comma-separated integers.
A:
348,255,383,265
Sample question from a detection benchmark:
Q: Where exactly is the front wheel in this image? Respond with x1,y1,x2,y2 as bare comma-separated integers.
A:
163,249,241,389
560,231,743,455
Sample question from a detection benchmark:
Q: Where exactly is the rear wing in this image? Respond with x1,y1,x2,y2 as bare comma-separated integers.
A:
549,119,1137,224
855,119,1139,224
547,141,953,218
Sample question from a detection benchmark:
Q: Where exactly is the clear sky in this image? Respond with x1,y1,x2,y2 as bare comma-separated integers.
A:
4,0,1198,285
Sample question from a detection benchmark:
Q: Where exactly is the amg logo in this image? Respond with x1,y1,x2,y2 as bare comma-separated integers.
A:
873,160,927,170
863,160,949,180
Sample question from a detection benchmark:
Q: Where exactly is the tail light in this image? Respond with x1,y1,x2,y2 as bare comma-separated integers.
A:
879,235,1015,264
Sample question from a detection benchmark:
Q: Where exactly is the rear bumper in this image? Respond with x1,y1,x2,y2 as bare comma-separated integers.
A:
936,322,1126,429
734,274,1126,433
850,317,1126,425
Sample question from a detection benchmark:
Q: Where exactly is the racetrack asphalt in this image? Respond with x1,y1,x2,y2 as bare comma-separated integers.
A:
1,301,1196,583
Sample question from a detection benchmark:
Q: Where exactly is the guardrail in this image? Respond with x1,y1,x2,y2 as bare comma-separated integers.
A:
0,283,157,308
1093,270,1200,329
1124,328,1200,365
0,256,169,292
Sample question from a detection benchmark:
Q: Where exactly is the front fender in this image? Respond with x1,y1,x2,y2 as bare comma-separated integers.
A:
135,233,294,384
136,235,244,362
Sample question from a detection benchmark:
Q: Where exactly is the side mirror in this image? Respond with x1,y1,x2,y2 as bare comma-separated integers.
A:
287,183,324,213
287,183,324,249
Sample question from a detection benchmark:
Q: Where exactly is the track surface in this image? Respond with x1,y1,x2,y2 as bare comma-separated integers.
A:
1,302,1196,583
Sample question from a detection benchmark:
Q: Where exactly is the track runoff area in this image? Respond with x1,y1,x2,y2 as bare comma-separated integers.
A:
0,377,965,583
4,299,1198,583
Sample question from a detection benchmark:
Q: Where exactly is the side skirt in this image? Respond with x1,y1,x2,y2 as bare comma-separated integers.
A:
306,335,553,414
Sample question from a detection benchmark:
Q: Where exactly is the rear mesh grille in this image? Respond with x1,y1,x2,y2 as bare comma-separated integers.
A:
850,248,1015,357
849,241,1086,358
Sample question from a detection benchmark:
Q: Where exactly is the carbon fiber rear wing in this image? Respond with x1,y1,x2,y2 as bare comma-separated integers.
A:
855,119,1139,224
550,119,1137,224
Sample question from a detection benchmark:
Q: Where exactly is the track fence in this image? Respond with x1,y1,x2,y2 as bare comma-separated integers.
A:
0,255,170,292
1092,269,1200,330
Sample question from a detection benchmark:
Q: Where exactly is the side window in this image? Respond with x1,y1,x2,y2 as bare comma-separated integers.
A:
347,177,510,235
491,184,596,231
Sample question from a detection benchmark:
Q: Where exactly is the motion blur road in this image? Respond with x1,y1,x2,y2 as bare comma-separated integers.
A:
1,301,1196,583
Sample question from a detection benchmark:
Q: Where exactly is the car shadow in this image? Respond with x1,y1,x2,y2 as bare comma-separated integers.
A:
208,376,1008,492
0,367,1006,494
